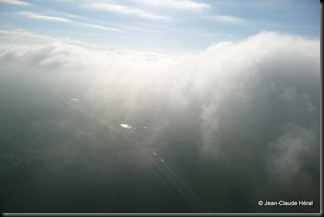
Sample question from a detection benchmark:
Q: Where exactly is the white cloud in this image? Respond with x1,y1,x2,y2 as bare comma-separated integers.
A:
0,30,320,206
16,11,120,31
75,22,120,32
17,11,71,22
0,0,30,6
0,30,320,171
0,29,68,45
206,15,248,24
135,0,211,12
87,2,171,21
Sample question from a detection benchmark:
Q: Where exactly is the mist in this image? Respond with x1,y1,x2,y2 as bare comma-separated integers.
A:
0,31,320,212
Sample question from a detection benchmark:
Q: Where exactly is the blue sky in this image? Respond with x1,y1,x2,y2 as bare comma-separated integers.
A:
0,0,320,54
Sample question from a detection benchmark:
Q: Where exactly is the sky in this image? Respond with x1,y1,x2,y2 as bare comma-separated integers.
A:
0,0,320,53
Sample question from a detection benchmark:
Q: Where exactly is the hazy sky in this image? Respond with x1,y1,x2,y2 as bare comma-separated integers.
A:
0,0,320,53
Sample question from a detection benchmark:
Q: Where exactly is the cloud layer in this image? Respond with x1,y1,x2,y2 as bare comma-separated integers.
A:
0,30,320,211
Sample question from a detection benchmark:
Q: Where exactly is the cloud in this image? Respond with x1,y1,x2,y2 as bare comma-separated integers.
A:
205,15,248,24
87,2,171,21
0,29,60,42
135,0,211,12
267,123,317,183
0,30,320,211
0,0,30,6
74,22,120,32
15,12,119,31
17,11,71,23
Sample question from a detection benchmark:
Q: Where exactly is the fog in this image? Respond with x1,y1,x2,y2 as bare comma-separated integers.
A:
0,30,320,212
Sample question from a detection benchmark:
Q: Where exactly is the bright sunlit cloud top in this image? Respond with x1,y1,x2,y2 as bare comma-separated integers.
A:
0,0,320,53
